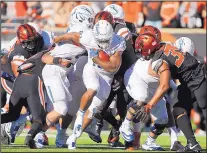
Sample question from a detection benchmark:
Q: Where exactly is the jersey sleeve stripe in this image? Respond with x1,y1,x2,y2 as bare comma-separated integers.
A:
38,77,45,109
1,78,12,95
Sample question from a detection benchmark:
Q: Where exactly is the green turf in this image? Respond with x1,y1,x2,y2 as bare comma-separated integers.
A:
1,132,206,152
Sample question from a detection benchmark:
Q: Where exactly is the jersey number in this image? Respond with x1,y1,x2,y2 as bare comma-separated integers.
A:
164,45,184,68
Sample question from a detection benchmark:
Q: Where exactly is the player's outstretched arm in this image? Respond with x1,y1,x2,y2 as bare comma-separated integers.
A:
53,32,80,45
92,51,122,73
41,52,72,68
147,61,171,109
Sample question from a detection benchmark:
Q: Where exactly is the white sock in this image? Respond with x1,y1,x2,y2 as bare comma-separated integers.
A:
72,133,77,141
77,109,85,116
146,135,156,144
67,133,77,145
123,117,131,126
168,126,178,148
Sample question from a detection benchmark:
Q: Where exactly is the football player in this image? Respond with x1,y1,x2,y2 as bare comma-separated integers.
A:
1,24,46,148
55,20,126,149
130,28,204,152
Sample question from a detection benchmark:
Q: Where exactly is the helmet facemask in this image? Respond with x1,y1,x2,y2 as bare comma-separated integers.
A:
21,34,44,54
93,20,114,50
95,38,112,50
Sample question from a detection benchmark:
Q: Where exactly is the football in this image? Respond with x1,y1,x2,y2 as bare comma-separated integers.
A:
98,50,110,61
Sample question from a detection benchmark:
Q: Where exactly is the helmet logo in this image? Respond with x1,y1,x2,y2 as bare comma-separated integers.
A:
152,41,156,46
72,7,92,22
109,5,118,15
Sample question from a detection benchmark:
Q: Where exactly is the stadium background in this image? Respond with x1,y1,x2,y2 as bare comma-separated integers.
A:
1,1,206,133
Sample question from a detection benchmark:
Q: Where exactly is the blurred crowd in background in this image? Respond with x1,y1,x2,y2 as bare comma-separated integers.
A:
1,1,206,29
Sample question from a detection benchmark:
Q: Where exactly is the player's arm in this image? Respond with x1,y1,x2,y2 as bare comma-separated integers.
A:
11,55,26,77
147,60,171,109
93,51,122,73
11,61,24,77
41,52,72,68
53,32,80,45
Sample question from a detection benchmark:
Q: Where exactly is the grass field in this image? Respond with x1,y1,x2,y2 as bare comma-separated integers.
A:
1,130,206,152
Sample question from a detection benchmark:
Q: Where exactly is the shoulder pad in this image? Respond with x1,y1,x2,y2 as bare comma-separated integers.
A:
114,36,126,52
152,59,163,73
117,28,131,40
114,23,125,32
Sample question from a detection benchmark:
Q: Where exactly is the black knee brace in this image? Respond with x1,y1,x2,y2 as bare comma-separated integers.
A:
150,124,166,136
172,107,186,118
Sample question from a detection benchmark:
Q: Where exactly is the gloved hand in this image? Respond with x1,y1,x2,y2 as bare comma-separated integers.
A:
1,71,16,82
134,104,151,122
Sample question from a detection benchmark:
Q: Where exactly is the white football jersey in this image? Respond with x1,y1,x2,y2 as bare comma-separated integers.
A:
80,29,126,73
133,59,159,93
125,58,176,103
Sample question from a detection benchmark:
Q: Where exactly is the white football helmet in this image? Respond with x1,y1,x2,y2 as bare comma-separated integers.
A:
27,22,42,34
93,20,114,49
174,37,195,56
104,4,125,24
69,5,94,29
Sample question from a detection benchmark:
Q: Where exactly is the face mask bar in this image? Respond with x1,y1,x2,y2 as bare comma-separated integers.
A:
96,39,111,49
21,39,36,50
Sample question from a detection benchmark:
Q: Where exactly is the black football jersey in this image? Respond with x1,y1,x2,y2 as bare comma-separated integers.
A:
8,44,33,63
20,50,48,78
2,44,33,76
113,23,137,77
152,43,200,84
